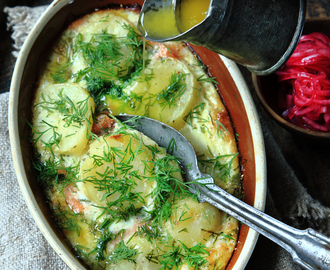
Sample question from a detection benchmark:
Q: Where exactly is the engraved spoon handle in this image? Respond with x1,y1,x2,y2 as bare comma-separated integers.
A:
192,177,330,270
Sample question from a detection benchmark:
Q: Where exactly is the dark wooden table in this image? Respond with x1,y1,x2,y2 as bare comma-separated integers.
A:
1,0,330,269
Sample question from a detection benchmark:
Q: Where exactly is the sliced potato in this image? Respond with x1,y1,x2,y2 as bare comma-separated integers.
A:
164,197,223,248
141,57,199,130
80,131,157,209
33,83,94,156
108,57,199,130
122,236,163,270
70,12,137,81
75,11,134,42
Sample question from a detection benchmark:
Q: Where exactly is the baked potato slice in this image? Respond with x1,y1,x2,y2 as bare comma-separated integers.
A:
32,83,94,157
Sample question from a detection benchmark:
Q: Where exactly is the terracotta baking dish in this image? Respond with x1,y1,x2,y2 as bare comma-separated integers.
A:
8,0,266,269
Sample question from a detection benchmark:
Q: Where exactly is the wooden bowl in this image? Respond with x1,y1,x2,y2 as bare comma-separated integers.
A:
9,0,266,269
252,18,330,142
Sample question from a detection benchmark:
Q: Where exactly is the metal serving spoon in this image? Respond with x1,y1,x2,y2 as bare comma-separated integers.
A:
116,115,330,270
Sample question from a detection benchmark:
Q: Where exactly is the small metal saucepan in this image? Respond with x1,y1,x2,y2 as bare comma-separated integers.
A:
138,0,306,75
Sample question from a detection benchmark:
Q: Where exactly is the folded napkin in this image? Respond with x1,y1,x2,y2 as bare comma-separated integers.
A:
2,5,330,270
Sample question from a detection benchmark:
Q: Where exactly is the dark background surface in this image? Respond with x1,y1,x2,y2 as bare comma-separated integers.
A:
0,0,52,95
1,0,330,269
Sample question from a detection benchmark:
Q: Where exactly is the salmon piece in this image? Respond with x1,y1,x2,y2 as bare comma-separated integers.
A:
155,44,177,59
107,217,146,250
153,43,181,59
110,134,124,143
92,114,116,135
63,184,84,213
58,169,67,176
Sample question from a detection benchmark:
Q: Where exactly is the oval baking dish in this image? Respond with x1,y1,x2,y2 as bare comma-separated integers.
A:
9,0,266,269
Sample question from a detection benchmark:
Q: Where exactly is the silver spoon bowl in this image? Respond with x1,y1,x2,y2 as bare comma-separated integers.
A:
117,114,330,270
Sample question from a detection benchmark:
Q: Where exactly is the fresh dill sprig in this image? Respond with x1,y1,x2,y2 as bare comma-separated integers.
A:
136,224,161,244
167,137,177,155
75,245,91,261
198,153,239,182
216,119,229,139
108,239,141,265
51,61,73,83
197,74,218,84
157,240,209,269
32,120,62,158
89,229,141,264
183,87,208,127
32,156,80,192
157,72,188,109
144,154,195,227
34,89,91,128
30,120,60,145
145,249,160,264
73,24,149,110
120,23,147,81
90,231,117,261
56,211,83,236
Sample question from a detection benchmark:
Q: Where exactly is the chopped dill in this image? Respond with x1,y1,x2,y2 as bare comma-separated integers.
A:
71,24,149,110
108,239,140,264
32,156,80,192
51,61,73,83
216,119,229,139
198,153,239,183
158,240,209,269
56,212,82,236
34,89,91,128
197,74,218,84
157,72,188,109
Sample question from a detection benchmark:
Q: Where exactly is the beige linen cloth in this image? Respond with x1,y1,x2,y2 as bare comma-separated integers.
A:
2,5,330,270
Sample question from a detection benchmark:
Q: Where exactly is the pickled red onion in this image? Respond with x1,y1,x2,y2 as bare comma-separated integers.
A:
276,32,330,132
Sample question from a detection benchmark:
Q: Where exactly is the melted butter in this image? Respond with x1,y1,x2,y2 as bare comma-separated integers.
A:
139,4,180,38
177,0,210,33
139,0,210,39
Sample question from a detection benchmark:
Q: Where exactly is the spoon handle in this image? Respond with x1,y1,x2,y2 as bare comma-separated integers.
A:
192,177,330,270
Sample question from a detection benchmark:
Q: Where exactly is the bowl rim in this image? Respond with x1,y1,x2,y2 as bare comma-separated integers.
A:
252,17,330,139
8,0,267,269
220,56,267,270
8,2,89,269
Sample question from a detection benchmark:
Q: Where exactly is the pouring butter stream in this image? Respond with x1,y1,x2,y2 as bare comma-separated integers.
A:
137,0,307,75
117,115,330,270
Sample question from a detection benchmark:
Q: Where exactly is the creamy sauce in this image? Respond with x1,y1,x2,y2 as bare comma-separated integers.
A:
139,0,210,39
